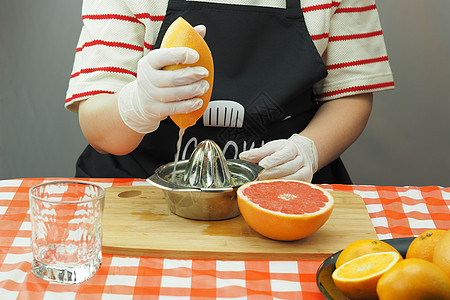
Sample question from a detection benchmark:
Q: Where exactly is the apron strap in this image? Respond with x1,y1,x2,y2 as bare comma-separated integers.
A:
286,0,302,19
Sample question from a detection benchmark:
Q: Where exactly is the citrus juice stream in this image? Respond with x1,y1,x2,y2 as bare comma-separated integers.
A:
172,128,185,183
160,17,214,182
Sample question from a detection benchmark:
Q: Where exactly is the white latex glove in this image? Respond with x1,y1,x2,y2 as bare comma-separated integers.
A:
118,30,209,134
239,134,318,182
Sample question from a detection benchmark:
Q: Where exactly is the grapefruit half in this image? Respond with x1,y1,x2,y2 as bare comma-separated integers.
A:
160,17,214,129
236,179,334,241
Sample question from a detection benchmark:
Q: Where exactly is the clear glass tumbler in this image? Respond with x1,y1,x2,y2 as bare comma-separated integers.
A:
29,180,105,284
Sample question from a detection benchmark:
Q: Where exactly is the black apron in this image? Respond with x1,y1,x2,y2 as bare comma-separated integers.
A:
76,0,352,184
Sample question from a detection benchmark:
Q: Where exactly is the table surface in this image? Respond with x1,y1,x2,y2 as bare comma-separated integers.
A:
0,178,449,300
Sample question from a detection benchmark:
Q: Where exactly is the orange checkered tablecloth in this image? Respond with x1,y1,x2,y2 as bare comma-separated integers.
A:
0,178,449,299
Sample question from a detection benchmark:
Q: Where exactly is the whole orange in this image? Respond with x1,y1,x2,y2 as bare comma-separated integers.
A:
433,229,450,278
406,229,446,262
335,239,400,268
161,17,214,129
377,258,450,300
236,180,334,241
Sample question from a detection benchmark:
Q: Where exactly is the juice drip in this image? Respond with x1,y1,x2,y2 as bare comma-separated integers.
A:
171,128,185,183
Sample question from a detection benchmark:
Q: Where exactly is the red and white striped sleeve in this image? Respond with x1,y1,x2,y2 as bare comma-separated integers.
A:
65,0,166,111
303,0,394,101
66,0,394,111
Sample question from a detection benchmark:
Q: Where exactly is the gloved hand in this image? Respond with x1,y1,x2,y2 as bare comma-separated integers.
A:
239,134,318,182
118,25,209,134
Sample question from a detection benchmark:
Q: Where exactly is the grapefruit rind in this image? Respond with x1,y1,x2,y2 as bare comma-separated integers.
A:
236,179,334,241
160,17,214,129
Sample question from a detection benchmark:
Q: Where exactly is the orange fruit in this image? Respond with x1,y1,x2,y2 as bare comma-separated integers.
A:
236,180,334,241
332,251,402,300
377,258,450,300
406,229,446,262
161,17,214,129
335,239,400,268
433,228,450,278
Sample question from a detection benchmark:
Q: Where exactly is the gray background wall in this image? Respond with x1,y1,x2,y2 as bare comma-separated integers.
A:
0,1,449,186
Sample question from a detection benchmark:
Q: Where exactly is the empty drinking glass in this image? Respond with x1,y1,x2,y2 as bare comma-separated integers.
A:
29,180,105,284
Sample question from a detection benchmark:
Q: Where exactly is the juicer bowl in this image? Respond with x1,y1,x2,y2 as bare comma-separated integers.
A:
147,159,263,221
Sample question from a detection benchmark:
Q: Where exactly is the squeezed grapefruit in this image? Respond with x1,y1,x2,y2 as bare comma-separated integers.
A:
161,17,214,129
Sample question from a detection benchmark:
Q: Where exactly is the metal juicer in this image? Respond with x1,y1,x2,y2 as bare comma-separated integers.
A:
147,140,262,220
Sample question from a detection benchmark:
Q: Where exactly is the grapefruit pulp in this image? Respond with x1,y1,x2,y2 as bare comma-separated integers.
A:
236,180,334,241
160,17,214,129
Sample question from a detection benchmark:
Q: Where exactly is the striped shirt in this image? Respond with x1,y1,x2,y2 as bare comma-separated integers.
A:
65,0,394,111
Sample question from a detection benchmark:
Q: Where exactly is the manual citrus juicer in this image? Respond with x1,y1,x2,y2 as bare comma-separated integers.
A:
147,140,263,221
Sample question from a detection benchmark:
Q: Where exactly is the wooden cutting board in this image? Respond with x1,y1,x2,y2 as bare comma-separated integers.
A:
102,186,377,260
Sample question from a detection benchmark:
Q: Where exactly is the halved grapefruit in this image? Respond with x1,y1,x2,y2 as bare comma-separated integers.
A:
160,17,214,129
236,179,334,241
